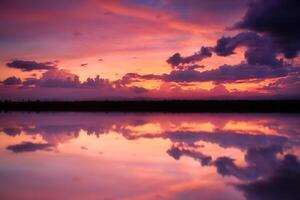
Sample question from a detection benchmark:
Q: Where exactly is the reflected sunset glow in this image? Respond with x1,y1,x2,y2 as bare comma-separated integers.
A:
0,113,299,200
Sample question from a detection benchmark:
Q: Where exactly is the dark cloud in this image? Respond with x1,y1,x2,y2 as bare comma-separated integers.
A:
164,63,289,83
215,156,254,180
1,117,118,144
129,119,147,126
21,70,112,89
39,79,80,88
168,31,284,69
162,30,291,84
167,53,182,67
237,154,300,200
215,145,283,181
127,129,288,151
167,47,212,68
22,78,40,86
234,0,300,58
164,130,287,150
244,44,283,67
38,69,81,88
6,141,54,153
2,128,21,136
81,75,111,89
6,60,57,71
114,58,292,85
215,32,283,67
80,63,88,67
262,70,300,96
129,86,149,94
167,144,212,166
115,73,163,86
215,32,262,56
2,76,22,85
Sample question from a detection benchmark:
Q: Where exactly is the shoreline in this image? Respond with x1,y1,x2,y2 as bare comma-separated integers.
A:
1,100,300,113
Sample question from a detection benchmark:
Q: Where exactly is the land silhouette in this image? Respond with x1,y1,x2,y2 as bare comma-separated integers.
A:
1,100,299,113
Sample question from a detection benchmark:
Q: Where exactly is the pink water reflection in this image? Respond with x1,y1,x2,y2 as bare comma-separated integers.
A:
0,113,300,200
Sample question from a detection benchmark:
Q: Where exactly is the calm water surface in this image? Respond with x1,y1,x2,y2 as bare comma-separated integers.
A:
0,113,300,200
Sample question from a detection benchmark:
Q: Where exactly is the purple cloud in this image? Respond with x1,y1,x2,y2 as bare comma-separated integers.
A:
129,86,149,94
9,69,113,89
2,76,22,85
164,63,289,83
214,32,283,67
214,32,262,56
6,60,57,71
167,47,213,68
167,144,212,166
6,141,54,153
233,0,300,58
215,145,283,181
237,154,300,200
81,75,112,89
3,128,21,136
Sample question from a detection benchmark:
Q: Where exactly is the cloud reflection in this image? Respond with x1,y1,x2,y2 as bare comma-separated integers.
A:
0,113,300,199
6,141,54,153
237,154,300,200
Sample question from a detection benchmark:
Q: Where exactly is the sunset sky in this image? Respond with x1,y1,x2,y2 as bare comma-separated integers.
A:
0,0,299,100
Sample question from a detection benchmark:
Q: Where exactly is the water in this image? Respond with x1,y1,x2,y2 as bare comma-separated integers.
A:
0,112,300,200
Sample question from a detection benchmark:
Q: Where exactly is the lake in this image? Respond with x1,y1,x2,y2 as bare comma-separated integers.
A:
0,112,300,200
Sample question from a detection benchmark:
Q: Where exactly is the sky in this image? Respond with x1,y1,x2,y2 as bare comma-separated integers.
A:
0,0,299,100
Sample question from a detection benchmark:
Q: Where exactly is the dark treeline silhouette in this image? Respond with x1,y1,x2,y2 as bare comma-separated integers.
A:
0,100,300,113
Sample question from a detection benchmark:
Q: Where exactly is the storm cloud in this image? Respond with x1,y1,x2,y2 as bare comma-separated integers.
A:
234,0,300,58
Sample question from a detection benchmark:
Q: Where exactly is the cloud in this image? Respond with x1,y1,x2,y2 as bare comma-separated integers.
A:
21,125,83,145
37,69,81,88
81,75,112,89
167,46,213,68
262,70,300,96
6,60,57,71
162,30,290,85
167,144,212,166
2,76,22,85
118,127,288,150
244,44,283,67
168,31,285,70
164,130,287,150
215,145,283,181
215,32,262,56
233,0,300,58
215,32,283,67
2,128,21,136
115,73,163,86
18,69,113,89
6,141,54,153
129,86,149,94
237,154,300,200
22,78,40,86
164,63,289,83
1,0,299,99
